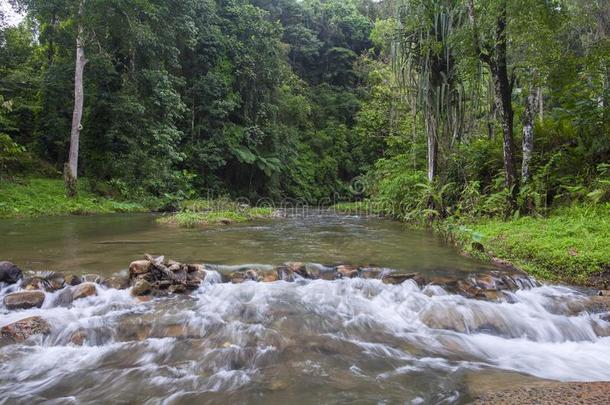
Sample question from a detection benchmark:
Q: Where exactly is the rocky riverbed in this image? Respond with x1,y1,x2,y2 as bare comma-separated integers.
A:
1,257,610,403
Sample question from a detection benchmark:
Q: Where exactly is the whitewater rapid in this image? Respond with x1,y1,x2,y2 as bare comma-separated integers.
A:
1,272,609,404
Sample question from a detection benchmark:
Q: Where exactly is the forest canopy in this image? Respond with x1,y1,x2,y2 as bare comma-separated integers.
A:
0,0,608,218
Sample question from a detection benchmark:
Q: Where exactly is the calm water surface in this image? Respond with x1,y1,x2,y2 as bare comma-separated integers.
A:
0,212,494,276
1,213,609,404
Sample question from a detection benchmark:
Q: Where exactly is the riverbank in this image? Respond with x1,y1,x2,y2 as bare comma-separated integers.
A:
334,202,610,287
0,178,147,218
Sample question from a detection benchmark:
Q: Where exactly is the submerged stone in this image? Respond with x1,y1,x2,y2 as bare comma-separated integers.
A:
4,291,45,310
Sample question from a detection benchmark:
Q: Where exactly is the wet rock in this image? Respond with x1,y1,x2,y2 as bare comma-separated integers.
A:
45,272,66,291
69,329,88,345
21,276,45,291
336,265,358,279
0,261,22,284
382,272,420,285
64,274,82,286
284,262,308,278
1,316,51,343
72,282,97,300
187,264,206,273
53,288,74,307
129,260,151,277
276,266,295,282
260,269,279,282
102,275,130,290
226,271,246,284
4,291,45,310
581,295,610,313
358,267,383,279
168,284,187,294
131,279,151,296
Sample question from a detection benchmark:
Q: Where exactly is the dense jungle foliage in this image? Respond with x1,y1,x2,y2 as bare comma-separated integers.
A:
0,0,608,220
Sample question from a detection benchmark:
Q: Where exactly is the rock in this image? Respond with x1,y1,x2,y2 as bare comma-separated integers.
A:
359,267,382,279
276,266,294,282
336,265,358,279
1,316,51,343
102,275,130,290
72,282,97,300
582,295,610,313
19,272,65,292
53,288,74,307
21,276,45,291
64,274,82,286
284,262,308,278
474,274,497,290
382,272,420,285
129,260,151,277
168,284,187,294
187,264,206,273
69,329,88,345
260,269,279,282
0,261,22,284
4,291,45,310
131,279,151,296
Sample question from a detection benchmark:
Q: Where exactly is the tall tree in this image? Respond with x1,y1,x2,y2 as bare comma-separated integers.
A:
64,0,85,196
467,0,518,196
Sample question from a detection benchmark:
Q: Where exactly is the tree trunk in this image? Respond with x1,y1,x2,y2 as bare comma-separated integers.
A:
468,0,518,198
426,114,438,183
521,91,537,184
491,6,518,196
65,0,86,197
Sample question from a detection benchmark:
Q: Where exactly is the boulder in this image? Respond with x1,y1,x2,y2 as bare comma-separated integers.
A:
0,261,22,284
64,274,83,286
102,276,130,290
131,279,151,296
69,329,88,345
336,265,358,279
1,316,51,343
260,269,279,283
72,282,97,300
129,260,151,277
4,291,45,310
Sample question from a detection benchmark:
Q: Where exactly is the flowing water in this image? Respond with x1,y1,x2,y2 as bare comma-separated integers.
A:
1,213,609,404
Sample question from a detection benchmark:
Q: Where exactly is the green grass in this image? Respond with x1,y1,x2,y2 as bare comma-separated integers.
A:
158,200,276,228
450,204,610,285
0,178,146,218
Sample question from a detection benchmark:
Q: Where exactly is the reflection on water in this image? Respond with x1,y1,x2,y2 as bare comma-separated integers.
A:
1,213,609,403
0,212,494,276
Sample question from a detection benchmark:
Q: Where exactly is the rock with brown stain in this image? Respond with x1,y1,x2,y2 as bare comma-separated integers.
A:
1,316,51,343
129,260,151,277
72,282,97,300
3,291,45,310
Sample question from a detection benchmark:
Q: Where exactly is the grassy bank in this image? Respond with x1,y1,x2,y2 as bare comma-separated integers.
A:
157,199,277,227
0,178,147,218
334,201,610,286
449,204,610,286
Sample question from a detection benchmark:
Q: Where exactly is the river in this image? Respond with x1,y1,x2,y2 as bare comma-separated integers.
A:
1,212,609,403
